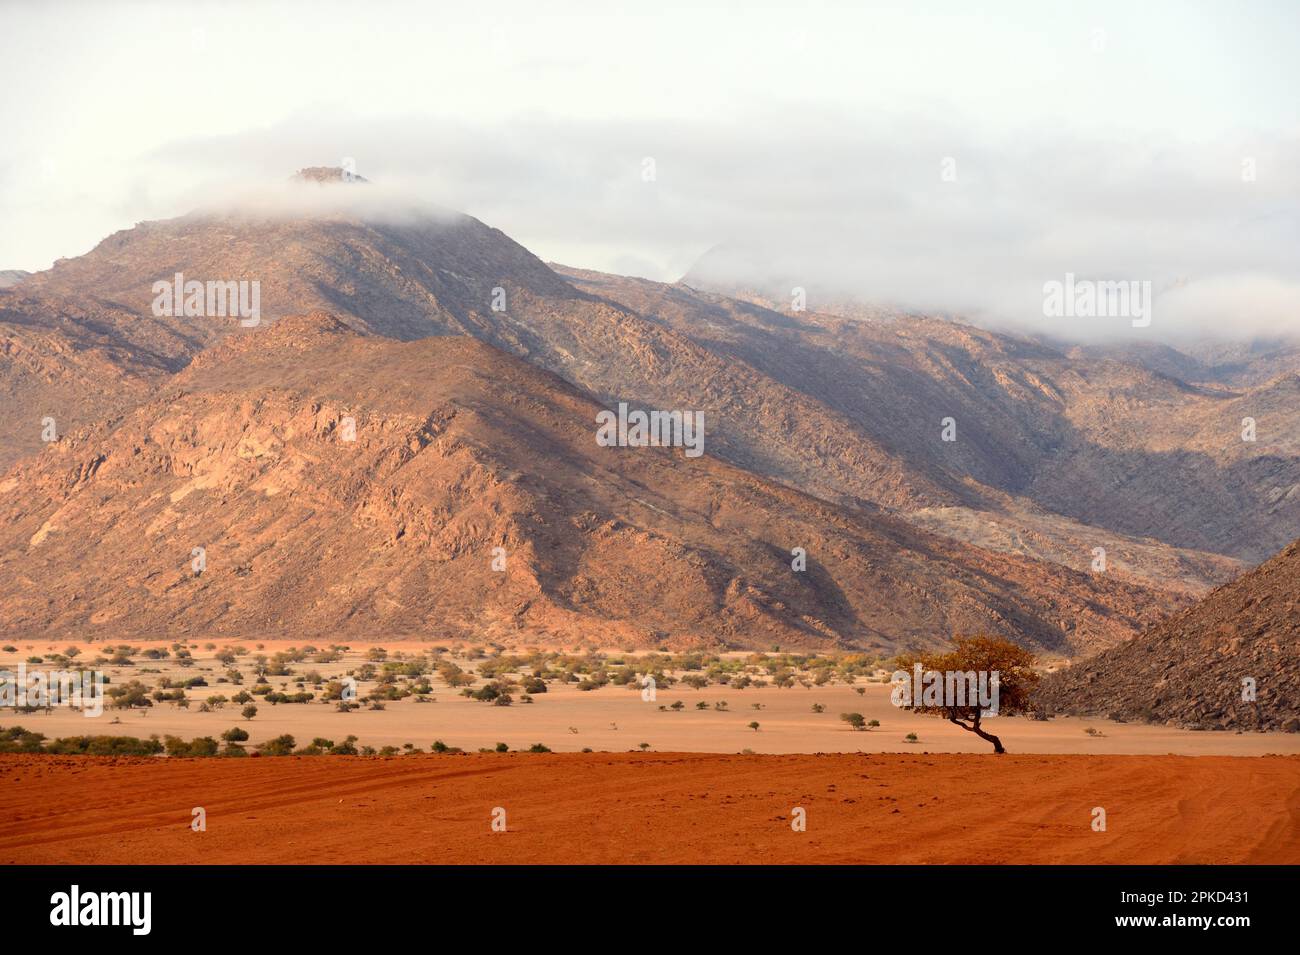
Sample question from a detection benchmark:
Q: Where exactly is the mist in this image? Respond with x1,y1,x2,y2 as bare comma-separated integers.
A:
182,173,466,228
3,1,1297,345
132,110,1300,345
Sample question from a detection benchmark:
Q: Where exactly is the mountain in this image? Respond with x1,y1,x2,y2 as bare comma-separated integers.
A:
2,166,1290,651
1061,337,1300,389
11,173,1289,574
0,311,1169,651
0,177,947,514
556,266,1286,571
0,271,29,289
0,298,171,471
1037,538,1300,731
291,166,370,184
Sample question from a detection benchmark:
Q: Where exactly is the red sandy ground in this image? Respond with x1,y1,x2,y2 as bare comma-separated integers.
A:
1,753,1297,864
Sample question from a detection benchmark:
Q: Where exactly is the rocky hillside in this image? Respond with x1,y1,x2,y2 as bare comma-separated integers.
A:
558,265,1298,567
0,174,944,512
0,312,1172,651
3,167,1295,651
7,173,1292,576
1037,538,1300,731
0,302,172,471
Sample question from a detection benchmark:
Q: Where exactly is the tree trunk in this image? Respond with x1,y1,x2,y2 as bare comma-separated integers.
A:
948,712,1005,754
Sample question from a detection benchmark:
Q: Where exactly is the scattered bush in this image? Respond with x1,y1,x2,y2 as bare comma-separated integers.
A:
257,734,296,756
840,712,866,731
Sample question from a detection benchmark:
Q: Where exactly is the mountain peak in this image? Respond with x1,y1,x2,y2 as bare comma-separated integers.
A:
290,165,370,185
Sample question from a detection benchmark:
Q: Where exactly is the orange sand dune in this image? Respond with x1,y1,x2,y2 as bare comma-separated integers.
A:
2,753,1297,865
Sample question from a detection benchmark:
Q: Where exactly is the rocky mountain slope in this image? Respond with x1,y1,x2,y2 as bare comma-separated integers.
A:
557,265,1299,566
0,311,1171,651
0,179,946,512
9,172,1290,573
1038,538,1300,731
0,298,172,471
1063,337,1300,389
2,167,1292,652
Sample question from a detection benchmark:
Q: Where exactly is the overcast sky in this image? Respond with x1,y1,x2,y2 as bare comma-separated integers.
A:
2,0,1297,339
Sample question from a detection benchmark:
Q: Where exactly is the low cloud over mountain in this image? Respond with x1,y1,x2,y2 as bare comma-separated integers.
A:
12,109,1298,346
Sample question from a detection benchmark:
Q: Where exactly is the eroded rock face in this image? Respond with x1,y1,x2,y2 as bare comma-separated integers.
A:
0,310,168,471
0,206,945,514
0,311,1174,651
1,177,1295,654
558,265,1300,568
7,187,1296,572
1038,537,1300,730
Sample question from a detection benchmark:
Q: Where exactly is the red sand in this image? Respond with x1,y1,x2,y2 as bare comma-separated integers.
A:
2,752,1297,864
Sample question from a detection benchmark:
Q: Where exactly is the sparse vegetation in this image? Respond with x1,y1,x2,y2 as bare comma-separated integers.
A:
0,645,931,762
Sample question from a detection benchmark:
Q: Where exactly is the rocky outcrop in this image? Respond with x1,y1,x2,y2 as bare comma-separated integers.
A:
1037,538,1300,730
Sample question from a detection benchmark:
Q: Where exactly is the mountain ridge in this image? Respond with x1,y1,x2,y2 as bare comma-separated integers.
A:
0,310,1176,651
3,169,1295,654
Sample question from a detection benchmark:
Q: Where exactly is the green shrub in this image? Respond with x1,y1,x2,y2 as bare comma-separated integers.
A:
257,734,296,756
45,734,163,757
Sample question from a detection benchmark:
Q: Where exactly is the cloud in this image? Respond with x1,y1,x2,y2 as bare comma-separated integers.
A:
17,106,1300,343
180,174,464,228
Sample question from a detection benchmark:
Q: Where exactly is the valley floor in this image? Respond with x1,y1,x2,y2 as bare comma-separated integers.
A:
15,680,1300,756
2,752,1297,864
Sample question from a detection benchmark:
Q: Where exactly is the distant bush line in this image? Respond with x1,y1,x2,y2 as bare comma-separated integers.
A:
0,725,556,758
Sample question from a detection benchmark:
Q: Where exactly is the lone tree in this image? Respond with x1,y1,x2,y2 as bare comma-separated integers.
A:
893,635,1039,754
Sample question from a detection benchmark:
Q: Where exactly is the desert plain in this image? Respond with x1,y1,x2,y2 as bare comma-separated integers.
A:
3,640,1298,864
2,752,1297,864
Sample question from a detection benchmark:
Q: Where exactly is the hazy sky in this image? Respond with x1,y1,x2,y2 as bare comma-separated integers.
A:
2,0,1298,338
